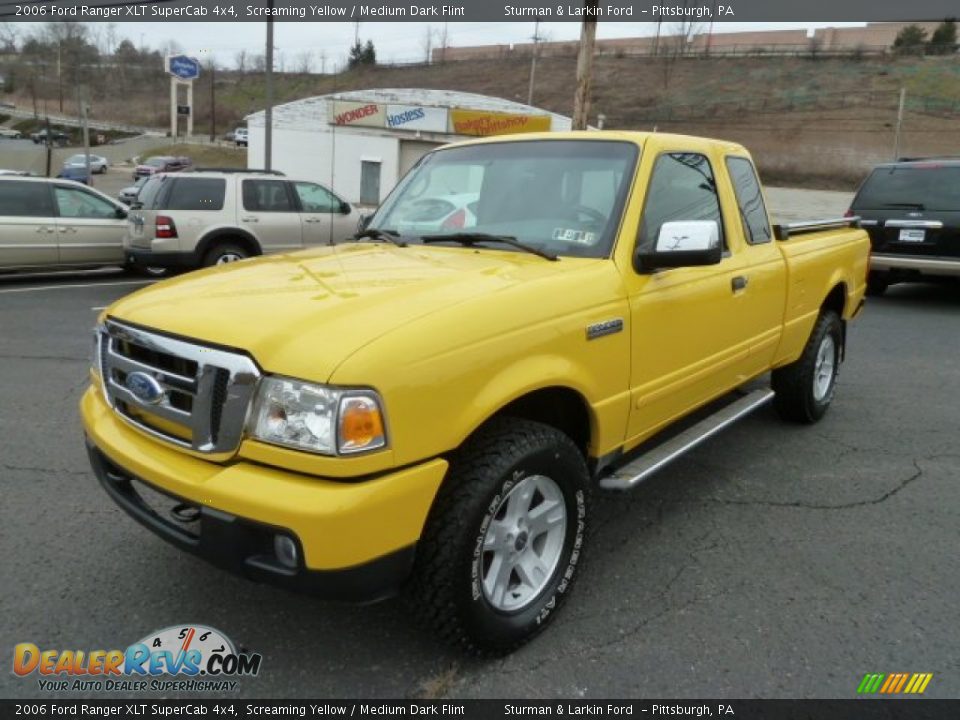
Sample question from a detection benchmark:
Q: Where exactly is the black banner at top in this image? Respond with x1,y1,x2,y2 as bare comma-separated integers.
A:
3,0,960,22
1,700,959,720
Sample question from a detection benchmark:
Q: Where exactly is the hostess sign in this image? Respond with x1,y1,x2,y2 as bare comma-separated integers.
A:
386,104,448,132
166,55,200,81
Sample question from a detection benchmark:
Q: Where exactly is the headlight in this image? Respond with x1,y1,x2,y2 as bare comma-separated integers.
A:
247,377,387,456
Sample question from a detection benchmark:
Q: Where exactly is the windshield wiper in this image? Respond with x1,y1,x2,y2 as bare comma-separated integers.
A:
421,232,558,261
348,228,407,247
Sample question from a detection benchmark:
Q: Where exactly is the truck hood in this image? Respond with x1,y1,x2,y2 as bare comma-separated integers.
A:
107,243,600,382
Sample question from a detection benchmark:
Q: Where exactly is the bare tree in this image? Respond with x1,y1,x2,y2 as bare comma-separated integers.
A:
659,19,703,89
421,25,434,63
295,50,314,73
0,22,20,52
235,49,248,74
318,50,327,74
436,23,450,63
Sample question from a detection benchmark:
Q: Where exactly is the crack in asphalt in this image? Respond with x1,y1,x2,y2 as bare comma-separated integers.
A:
0,354,87,363
683,460,924,511
1,463,91,478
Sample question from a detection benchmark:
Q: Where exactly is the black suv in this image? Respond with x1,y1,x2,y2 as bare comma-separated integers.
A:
849,158,960,295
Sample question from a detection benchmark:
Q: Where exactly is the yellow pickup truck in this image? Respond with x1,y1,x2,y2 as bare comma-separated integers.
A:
82,131,869,654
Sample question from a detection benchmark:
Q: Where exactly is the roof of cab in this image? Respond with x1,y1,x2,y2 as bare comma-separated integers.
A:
439,130,750,157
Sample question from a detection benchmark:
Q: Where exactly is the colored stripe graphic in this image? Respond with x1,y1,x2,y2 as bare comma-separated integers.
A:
858,672,932,694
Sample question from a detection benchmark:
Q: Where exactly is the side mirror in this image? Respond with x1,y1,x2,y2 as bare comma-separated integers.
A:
357,213,372,232
635,220,722,273
339,200,351,215
115,207,128,219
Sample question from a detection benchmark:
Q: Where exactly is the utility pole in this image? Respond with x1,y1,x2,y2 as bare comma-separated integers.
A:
57,42,63,113
527,20,540,106
572,0,599,130
209,62,216,142
265,8,274,171
653,20,662,56
44,116,52,177
81,96,91,187
893,87,906,160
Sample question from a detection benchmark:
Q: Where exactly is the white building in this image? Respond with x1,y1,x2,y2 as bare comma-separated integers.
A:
246,88,572,208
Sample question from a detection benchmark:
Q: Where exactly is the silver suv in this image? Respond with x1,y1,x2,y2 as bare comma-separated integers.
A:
124,170,361,270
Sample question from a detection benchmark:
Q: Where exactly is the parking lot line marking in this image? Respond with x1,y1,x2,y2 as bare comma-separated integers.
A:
0,280,155,295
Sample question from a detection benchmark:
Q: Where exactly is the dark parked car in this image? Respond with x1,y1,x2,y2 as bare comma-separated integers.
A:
850,158,960,295
133,155,192,179
31,128,70,146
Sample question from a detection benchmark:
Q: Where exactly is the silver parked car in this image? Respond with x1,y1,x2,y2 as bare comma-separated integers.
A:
62,153,109,174
124,170,361,270
0,176,160,275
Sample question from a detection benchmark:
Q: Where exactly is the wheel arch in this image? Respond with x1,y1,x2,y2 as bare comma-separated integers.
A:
195,228,263,262
469,385,596,460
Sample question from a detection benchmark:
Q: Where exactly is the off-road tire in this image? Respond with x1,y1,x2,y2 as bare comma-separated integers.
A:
405,417,590,655
772,310,843,424
203,242,249,267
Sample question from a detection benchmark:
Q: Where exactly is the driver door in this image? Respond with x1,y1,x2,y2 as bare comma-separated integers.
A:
623,149,756,444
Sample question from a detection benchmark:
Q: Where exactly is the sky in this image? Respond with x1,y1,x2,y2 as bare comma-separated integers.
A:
18,21,867,70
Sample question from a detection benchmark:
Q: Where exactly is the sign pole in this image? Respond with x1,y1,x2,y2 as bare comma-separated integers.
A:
170,78,177,139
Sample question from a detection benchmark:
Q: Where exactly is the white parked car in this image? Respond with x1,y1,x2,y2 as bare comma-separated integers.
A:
234,127,248,147
63,154,109,174
0,128,23,139
392,193,479,235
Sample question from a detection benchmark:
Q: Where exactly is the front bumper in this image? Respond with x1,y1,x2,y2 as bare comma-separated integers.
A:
82,387,447,602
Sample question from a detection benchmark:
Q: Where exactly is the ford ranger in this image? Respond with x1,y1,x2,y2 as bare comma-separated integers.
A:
82,132,869,654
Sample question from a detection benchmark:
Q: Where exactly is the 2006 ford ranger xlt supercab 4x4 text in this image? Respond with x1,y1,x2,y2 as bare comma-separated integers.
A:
82,132,869,654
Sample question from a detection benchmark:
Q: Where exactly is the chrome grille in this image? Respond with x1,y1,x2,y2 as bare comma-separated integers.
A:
97,319,260,455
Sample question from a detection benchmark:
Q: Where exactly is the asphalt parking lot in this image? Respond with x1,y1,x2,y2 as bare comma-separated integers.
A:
2,235,958,700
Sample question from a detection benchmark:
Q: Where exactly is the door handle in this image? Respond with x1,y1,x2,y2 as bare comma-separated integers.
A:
304,217,323,224
240,216,259,223
731,276,748,292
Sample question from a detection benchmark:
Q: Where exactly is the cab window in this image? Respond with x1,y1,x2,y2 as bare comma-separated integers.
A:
726,157,772,245
638,152,723,253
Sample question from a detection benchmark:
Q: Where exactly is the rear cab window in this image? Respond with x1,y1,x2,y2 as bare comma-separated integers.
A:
725,157,772,245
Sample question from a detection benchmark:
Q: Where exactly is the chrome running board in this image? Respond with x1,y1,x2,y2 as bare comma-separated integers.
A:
600,388,775,491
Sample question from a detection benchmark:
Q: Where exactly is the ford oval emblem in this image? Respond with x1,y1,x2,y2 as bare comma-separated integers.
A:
125,371,165,405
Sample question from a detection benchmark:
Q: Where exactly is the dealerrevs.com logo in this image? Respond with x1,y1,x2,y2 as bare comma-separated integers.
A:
13,624,262,692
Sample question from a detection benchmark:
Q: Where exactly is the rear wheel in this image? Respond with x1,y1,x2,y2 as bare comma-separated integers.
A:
772,310,843,424
406,418,589,655
203,242,249,267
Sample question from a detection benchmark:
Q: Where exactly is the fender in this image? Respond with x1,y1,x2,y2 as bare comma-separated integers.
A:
195,227,263,260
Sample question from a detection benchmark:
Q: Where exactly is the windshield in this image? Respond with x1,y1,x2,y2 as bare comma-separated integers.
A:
146,158,168,168
369,140,639,259
66,155,88,164
854,166,960,211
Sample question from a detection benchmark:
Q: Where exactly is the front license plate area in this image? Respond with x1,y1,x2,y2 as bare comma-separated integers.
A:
898,229,925,243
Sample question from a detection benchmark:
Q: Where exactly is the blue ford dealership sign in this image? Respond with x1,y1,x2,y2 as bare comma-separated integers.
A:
167,55,200,81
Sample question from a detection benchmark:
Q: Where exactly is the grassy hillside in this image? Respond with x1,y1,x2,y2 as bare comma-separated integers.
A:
7,53,958,186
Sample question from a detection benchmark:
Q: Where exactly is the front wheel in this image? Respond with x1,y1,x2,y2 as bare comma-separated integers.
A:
772,310,843,423
406,418,589,655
